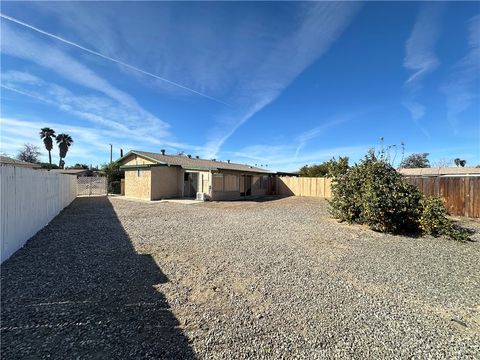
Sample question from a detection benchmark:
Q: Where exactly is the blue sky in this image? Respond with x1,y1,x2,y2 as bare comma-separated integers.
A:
1,1,479,170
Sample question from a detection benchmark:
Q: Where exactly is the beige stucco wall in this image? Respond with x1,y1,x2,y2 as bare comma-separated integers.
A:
124,169,151,200
122,153,156,166
151,166,181,200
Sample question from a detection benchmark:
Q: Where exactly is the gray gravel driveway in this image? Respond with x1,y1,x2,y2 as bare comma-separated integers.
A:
2,196,479,359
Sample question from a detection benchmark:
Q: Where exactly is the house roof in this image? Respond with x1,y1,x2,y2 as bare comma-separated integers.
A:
118,150,272,174
398,167,480,176
49,169,102,176
0,156,41,168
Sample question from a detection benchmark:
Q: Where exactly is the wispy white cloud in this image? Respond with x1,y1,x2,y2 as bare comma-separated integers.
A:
0,117,113,164
294,112,358,158
0,23,195,151
229,143,370,172
403,2,445,123
0,12,227,105
202,2,361,157
1,80,208,157
442,15,480,132
1,71,163,141
3,3,360,159
0,117,208,166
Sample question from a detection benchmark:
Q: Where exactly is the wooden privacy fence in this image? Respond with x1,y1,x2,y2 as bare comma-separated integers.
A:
276,176,332,198
275,175,479,218
405,176,480,218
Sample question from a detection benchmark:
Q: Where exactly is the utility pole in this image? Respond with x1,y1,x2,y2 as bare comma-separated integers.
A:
109,144,113,163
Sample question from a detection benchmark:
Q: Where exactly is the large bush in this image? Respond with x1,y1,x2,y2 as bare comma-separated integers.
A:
329,151,470,241
299,157,349,178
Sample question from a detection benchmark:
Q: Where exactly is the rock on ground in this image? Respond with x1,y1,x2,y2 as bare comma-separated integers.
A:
1,196,479,359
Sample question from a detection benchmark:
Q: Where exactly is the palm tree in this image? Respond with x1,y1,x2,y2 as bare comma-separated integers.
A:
39,127,55,170
56,133,74,168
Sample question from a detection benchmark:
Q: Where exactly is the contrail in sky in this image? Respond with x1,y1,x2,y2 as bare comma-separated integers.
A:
0,13,229,105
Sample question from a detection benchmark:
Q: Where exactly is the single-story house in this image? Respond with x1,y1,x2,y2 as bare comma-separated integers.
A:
399,167,480,177
0,156,41,169
117,150,273,201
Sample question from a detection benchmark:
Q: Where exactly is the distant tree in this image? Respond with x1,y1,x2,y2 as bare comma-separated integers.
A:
101,161,123,193
399,153,430,168
55,133,73,168
299,163,329,177
299,157,349,177
101,162,123,183
16,143,41,163
454,158,466,167
39,128,56,170
69,163,89,169
39,162,60,169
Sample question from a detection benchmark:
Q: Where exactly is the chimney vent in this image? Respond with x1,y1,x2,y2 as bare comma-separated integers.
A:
196,156,199,159
227,160,230,163
187,154,191,158
212,158,216,162
120,149,123,157
160,149,165,155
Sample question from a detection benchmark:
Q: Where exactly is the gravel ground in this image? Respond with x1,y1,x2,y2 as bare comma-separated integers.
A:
2,196,480,359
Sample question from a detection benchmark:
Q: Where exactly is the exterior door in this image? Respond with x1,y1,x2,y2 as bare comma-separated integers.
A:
183,172,198,197
245,175,252,196
240,175,252,196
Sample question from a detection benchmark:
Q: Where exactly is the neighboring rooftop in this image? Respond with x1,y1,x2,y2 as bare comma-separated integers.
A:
49,169,102,176
119,150,272,173
399,167,480,176
0,156,41,168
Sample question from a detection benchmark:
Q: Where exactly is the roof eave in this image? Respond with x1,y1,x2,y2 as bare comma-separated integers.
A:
116,150,168,165
182,165,218,171
120,163,168,170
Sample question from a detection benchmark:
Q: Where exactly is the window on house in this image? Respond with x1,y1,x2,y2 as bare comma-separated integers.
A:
213,173,224,191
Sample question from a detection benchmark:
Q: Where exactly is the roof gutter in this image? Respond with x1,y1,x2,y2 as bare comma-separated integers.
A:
119,164,168,170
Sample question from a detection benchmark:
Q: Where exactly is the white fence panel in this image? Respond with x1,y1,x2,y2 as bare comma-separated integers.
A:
0,165,77,263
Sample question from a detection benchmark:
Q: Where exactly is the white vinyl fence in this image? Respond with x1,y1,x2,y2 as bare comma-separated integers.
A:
1,165,77,263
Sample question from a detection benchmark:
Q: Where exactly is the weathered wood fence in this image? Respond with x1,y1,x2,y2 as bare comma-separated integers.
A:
275,175,479,218
405,176,480,218
276,176,332,198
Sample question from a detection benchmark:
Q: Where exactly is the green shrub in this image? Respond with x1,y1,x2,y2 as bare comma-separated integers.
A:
420,196,471,241
329,150,471,241
419,196,450,236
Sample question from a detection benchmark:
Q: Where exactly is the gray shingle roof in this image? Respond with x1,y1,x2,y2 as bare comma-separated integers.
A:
0,156,41,168
121,150,272,173
398,167,480,176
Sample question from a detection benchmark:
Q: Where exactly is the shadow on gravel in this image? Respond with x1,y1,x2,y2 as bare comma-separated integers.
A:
1,197,196,359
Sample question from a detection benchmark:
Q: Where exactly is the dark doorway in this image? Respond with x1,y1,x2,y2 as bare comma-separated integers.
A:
183,172,198,198
240,175,253,196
